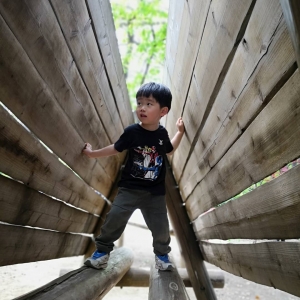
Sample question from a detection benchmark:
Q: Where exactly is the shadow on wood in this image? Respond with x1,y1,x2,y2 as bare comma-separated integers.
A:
15,247,134,300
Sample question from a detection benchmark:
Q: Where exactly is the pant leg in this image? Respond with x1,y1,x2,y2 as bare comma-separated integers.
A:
140,194,171,255
95,188,135,253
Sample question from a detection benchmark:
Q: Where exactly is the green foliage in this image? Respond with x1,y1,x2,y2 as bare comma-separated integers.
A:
111,0,168,108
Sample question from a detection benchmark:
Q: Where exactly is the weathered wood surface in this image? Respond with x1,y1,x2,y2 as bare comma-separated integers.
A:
0,105,105,215
0,176,98,233
180,13,296,201
0,224,90,266
165,162,217,300
87,0,133,128
194,164,300,240
281,0,300,66
201,240,300,297
148,264,189,300
186,68,300,220
116,267,224,289
0,12,114,196
169,0,255,179
15,247,134,300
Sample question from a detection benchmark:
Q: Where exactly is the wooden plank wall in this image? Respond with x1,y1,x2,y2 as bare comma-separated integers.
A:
0,0,133,266
164,0,300,297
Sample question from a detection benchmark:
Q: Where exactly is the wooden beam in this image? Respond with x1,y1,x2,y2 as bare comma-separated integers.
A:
201,240,300,298
148,264,189,300
15,247,134,300
281,0,300,67
194,164,300,240
116,267,224,289
165,161,217,300
0,224,89,266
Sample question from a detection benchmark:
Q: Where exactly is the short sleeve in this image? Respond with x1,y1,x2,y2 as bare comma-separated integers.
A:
165,130,173,153
114,128,131,152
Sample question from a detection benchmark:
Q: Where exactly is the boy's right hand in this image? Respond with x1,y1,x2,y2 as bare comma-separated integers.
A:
82,143,93,157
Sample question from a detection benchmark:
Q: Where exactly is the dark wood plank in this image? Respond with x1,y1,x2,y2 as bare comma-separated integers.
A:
186,69,300,219
0,175,98,233
0,224,90,266
15,247,134,300
281,0,300,66
165,162,217,300
194,164,300,240
148,264,189,300
0,13,113,196
201,240,300,298
0,105,105,215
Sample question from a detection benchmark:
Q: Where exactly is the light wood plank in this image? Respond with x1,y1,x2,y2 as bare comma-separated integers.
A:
0,105,105,215
181,13,296,201
0,175,98,233
0,13,113,196
201,240,300,298
194,165,300,240
281,0,300,66
0,0,121,178
15,248,134,300
0,223,90,266
50,0,123,142
86,0,133,128
186,69,300,220
170,0,254,181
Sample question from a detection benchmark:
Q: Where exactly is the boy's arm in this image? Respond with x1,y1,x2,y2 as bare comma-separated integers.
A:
82,143,119,158
168,117,185,156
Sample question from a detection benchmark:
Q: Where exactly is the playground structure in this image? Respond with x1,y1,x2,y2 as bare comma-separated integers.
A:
0,0,300,299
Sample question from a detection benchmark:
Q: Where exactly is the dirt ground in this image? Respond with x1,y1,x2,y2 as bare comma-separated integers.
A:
0,210,299,300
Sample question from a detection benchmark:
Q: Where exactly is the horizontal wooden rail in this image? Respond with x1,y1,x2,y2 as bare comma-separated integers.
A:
116,267,224,289
15,247,134,300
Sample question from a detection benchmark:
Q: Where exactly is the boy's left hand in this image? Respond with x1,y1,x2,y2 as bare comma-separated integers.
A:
176,117,185,133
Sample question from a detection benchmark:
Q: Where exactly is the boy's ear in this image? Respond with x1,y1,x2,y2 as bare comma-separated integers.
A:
160,107,169,117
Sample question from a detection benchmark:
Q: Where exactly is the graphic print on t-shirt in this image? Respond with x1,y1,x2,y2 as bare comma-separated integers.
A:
131,145,163,180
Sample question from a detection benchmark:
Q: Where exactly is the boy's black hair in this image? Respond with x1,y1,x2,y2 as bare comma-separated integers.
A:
136,82,172,111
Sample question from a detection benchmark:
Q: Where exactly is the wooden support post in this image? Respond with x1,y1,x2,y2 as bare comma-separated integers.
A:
165,161,217,300
116,267,225,289
280,0,300,66
148,265,189,300
15,247,134,300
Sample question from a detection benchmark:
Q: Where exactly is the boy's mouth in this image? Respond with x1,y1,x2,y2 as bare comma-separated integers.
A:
140,114,147,118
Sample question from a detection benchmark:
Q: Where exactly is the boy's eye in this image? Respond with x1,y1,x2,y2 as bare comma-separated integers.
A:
147,103,152,106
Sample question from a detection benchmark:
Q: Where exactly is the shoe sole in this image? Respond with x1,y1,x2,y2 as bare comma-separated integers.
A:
84,260,108,270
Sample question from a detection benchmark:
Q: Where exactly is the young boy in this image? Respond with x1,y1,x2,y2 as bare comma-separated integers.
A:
82,82,184,271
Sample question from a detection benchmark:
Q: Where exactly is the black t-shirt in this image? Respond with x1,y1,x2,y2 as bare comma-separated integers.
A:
114,123,173,195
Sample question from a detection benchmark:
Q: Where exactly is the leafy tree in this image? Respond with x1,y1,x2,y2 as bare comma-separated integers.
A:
110,0,168,108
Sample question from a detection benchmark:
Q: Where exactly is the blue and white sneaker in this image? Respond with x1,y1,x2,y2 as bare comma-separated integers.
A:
84,250,109,269
155,254,174,271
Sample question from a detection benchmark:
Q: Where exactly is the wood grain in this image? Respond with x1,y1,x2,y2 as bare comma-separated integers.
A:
201,240,300,298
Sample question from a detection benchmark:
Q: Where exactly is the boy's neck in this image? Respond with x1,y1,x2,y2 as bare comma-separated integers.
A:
139,122,159,131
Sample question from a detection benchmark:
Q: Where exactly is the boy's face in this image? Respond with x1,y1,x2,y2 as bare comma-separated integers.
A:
136,95,168,126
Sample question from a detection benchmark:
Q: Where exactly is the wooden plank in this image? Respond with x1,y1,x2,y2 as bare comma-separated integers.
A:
170,0,255,181
15,247,134,300
281,0,300,66
86,0,133,128
186,68,300,220
0,105,105,214
0,175,98,233
148,264,189,300
116,267,224,288
49,0,123,142
0,0,121,178
0,223,90,266
0,13,113,196
165,162,217,300
181,13,296,201
201,240,300,298
194,164,300,240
